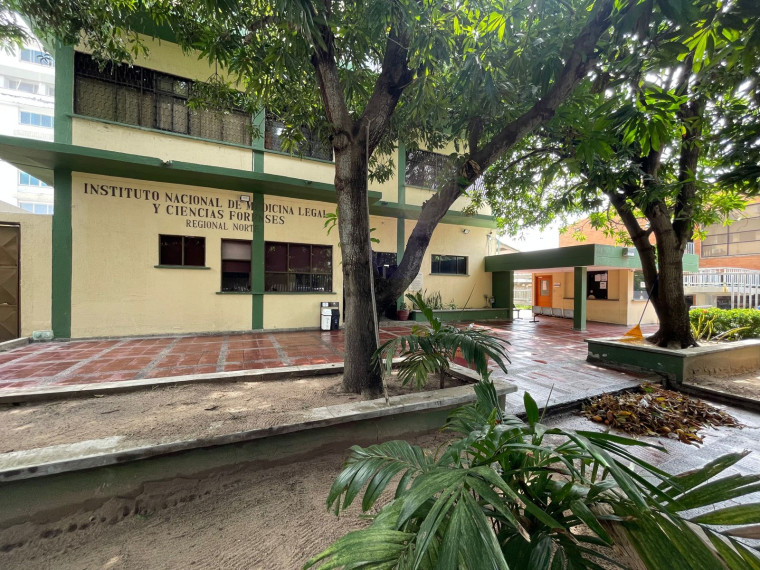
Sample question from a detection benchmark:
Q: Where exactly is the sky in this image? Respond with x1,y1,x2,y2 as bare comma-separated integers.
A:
500,225,560,252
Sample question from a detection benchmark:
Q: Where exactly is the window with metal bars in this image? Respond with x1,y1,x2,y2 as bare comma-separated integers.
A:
159,235,206,267
264,242,332,292
405,149,456,189
264,112,332,161
431,254,467,275
74,52,252,146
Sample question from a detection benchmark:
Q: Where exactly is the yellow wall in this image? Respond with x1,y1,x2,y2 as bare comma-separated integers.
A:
540,269,658,326
72,119,253,171
0,213,51,336
264,153,334,185
70,172,255,337
403,220,493,308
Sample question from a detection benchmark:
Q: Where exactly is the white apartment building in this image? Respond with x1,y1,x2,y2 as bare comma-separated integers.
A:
0,35,55,214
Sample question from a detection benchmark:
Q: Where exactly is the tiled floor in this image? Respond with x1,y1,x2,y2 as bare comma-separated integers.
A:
0,316,657,395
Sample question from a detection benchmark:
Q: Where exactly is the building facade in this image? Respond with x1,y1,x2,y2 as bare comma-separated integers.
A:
0,35,498,339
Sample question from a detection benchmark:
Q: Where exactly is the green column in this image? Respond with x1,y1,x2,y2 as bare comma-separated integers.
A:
53,43,73,145
251,193,265,329
491,271,514,315
252,109,265,173
573,266,587,331
52,170,72,338
397,143,406,206
396,216,405,309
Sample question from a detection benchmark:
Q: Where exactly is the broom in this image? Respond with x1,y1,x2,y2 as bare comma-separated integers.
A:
621,276,658,342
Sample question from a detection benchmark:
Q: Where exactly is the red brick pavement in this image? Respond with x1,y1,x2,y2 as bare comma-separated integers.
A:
0,317,656,391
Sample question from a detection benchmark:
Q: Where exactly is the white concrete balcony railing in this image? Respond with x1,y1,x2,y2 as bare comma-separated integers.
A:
684,267,760,309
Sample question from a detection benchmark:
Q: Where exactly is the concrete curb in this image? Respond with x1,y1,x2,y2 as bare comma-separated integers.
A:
0,337,28,352
0,377,514,482
679,383,760,414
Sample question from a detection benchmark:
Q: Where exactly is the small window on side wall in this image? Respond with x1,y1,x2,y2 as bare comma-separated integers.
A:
159,235,205,267
221,239,251,292
431,254,467,275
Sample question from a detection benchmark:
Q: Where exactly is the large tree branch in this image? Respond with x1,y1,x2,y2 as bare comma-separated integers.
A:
379,0,616,303
359,25,414,154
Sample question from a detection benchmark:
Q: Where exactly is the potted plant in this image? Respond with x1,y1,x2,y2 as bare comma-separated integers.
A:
396,302,410,321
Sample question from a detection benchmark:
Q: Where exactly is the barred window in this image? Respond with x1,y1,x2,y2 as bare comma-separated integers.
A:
221,239,252,292
264,112,332,161
74,52,252,146
264,242,332,292
405,149,456,189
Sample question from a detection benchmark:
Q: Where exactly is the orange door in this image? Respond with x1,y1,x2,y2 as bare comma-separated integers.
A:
535,275,552,307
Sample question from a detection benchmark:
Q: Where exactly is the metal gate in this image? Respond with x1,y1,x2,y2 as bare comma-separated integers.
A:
0,224,20,341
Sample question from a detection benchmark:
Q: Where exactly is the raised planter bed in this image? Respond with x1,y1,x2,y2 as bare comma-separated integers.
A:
408,307,510,322
586,337,760,385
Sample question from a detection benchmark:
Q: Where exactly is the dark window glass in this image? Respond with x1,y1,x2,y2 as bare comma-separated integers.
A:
701,203,760,258
431,254,467,275
264,112,332,161
74,52,251,146
405,149,455,189
159,235,205,267
587,270,608,300
373,251,397,278
264,242,332,292
633,271,649,301
221,239,251,292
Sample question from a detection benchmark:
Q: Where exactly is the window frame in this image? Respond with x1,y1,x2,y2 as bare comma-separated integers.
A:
18,172,47,187
632,270,649,301
158,234,207,268
405,149,455,190
587,270,609,300
19,111,53,128
264,241,333,293
221,238,252,292
20,48,54,67
430,254,467,276
263,112,333,162
74,52,252,147
701,204,760,258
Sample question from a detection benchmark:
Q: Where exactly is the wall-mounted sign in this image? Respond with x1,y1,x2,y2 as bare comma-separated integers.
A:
82,182,331,232
410,271,424,291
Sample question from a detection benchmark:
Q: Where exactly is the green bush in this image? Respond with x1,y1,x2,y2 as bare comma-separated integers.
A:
689,308,760,341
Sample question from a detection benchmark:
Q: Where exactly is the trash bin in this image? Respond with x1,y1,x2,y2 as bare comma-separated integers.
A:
320,301,339,331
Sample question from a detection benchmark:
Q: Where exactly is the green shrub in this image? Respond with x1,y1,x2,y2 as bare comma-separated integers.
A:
689,308,760,341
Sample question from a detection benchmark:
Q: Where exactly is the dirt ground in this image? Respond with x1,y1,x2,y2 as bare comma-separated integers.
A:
687,369,760,401
0,431,452,570
0,373,466,453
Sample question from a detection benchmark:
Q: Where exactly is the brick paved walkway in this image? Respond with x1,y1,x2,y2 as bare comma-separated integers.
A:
0,316,658,397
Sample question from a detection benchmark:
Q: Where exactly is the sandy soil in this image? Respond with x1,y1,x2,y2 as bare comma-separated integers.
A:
0,373,466,453
687,369,760,401
0,431,453,570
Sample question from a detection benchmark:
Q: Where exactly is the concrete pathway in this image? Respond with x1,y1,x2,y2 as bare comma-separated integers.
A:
0,318,657,395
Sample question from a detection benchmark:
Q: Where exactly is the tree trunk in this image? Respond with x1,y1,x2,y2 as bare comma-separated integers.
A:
334,144,383,397
646,207,697,348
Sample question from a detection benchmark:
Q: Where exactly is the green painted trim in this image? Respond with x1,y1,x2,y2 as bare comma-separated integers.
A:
263,291,338,295
252,109,265,173
587,340,683,382
573,266,587,331
71,115,256,151
251,194,264,330
154,265,210,270
485,244,664,272
51,170,72,339
0,135,383,204
397,143,406,206
371,202,497,228
491,271,513,314
409,308,510,322
53,44,73,145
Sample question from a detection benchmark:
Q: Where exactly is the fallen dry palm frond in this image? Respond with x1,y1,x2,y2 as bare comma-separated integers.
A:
582,384,742,446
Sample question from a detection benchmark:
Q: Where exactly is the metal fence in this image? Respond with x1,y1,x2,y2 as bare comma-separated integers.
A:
684,267,760,309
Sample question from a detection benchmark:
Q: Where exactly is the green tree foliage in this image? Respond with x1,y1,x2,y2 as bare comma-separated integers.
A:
375,292,510,389
1,0,627,393
308,383,760,569
476,0,760,348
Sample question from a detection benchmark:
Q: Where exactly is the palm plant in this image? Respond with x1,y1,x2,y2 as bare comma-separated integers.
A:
375,292,510,389
306,383,760,569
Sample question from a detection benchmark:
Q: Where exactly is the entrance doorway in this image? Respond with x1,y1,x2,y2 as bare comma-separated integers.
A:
534,274,552,308
0,224,19,341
